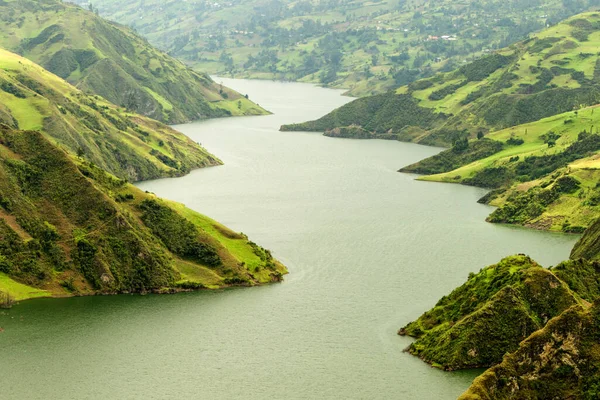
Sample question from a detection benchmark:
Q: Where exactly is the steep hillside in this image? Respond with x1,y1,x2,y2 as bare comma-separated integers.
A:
459,301,600,400
79,0,599,96
571,217,600,260
0,0,266,124
399,255,591,371
0,125,286,305
282,13,600,146
0,47,220,182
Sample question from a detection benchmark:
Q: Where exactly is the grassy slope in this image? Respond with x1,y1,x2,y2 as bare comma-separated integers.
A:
408,105,600,232
401,228,600,389
282,13,600,146
0,47,221,182
0,0,266,124
0,126,286,303
399,255,590,371
332,13,600,233
571,217,600,260
81,0,596,96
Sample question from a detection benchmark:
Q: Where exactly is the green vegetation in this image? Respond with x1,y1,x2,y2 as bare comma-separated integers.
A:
401,138,503,175
300,12,600,233
459,301,600,400
138,199,223,267
0,47,221,182
0,0,266,124
79,0,599,96
571,216,600,260
281,93,446,143
0,125,286,302
399,255,585,371
281,13,600,147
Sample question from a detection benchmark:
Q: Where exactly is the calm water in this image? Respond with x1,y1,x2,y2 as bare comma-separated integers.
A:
1,79,579,400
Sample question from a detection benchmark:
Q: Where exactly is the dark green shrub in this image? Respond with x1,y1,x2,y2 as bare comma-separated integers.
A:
555,176,580,194
506,137,524,146
459,53,515,82
428,81,467,101
0,81,26,98
139,199,222,267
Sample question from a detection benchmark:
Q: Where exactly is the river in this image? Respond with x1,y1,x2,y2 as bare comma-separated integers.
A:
0,78,579,399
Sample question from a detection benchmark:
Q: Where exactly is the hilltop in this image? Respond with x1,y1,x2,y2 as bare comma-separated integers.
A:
400,224,600,396
0,124,286,304
0,47,221,182
282,12,600,146
0,0,266,124
399,255,596,371
77,0,598,96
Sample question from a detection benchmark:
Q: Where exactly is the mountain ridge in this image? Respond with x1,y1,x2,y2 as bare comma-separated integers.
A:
0,0,267,124
0,46,222,182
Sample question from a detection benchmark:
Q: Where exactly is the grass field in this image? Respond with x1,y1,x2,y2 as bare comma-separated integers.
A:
0,274,50,302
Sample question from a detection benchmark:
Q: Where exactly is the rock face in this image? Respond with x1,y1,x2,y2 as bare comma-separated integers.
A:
459,301,600,400
324,126,372,139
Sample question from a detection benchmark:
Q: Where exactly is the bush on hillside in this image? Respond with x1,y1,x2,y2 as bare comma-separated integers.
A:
139,199,222,267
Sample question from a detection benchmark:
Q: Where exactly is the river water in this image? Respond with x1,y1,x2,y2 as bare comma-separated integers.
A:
0,78,579,399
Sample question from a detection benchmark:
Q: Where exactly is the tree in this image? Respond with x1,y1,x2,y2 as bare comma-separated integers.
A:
0,290,14,309
452,137,469,152
124,92,138,112
477,131,484,140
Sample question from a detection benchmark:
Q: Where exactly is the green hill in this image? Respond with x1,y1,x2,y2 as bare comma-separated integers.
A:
282,13,600,146
400,227,600,395
401,105,600,232
399,255,594,371
0,124,286,305
0,47,221,182
282,12,600,233
76,0,600,96
459,300,600,400
0,0,266,124
571,216,600,260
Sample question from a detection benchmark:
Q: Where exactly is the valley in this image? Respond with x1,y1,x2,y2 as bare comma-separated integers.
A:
0,78,578,399
81,0,600,96
3,1,600,399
